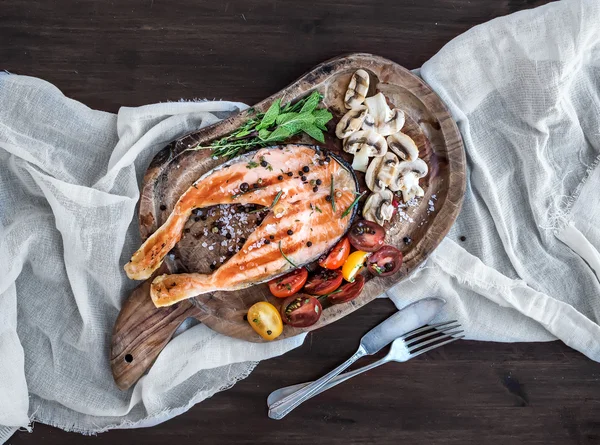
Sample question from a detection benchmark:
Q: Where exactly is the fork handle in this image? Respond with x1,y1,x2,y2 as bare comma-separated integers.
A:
267,356,388,408
268,346,367,420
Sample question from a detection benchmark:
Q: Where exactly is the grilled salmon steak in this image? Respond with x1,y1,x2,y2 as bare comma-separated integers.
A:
124,145,359,307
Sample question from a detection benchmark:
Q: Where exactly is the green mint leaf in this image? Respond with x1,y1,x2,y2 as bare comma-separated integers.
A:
300,91,321,114
246,161,259,169
313,108,333,127
264,126,292,142
281,113,315,134
302,124,325,143
258,128,271,140
315,122,328,131
257,99,281,130
275,112,299,125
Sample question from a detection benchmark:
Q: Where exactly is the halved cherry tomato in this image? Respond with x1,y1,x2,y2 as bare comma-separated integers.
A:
268,268,308,298
319,237,351,270
367,245,403,276
348,220,386,252
304,269,343,296
327,275,365,304
247,302,283,340
341,250,370,282
280,294,322,327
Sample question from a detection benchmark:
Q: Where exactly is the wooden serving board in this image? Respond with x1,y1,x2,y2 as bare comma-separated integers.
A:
111,53,465,390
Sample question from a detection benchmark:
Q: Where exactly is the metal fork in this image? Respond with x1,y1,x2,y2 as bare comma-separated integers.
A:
267,321,464,408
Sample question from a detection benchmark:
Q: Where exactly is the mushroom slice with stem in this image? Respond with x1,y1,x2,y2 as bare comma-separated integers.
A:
365,152,400,192
363,189,395,226
344,129,387,157
344,69,370,109
390,158,428,202
387,132,419,162
351,148,370,173
335,106,368,139
363,92,405,136
344,129,388,172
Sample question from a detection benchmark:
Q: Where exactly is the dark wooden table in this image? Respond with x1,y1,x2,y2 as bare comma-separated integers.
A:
4,0,600,444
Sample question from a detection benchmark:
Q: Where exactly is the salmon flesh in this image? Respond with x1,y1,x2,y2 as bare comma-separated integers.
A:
124,144,359,307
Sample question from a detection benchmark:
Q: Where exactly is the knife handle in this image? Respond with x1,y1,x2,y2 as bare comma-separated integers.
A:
268,346,367,420
267,356,388,407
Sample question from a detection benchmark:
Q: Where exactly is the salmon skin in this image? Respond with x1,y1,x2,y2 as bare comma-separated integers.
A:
124,144,359,307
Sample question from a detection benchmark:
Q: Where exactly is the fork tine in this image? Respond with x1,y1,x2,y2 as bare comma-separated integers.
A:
408,334,464,357
408,329,464,352
404,323,461,346
409,334,464,357
401,320,458,339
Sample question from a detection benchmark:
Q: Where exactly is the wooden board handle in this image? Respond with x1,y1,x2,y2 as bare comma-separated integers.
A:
110,266,204,390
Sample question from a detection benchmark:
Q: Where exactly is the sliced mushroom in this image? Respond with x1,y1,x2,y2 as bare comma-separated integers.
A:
363,93,405,136
335,106,368,139
387,132,419,161
344,69,370,109
363,189,395,226
343,130,387,157
351,147,370,172
390,159,428,202
365,152,400,192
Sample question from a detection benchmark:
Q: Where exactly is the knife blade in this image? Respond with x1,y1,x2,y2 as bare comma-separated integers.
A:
359,296,445,355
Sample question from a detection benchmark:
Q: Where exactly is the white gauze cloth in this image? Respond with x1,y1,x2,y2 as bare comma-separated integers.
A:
2,0,600,441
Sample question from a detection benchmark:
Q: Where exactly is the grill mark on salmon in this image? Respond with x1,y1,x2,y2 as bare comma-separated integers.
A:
124,145,358,307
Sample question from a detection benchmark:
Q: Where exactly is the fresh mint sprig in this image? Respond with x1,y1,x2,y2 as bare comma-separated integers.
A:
190,91,333,159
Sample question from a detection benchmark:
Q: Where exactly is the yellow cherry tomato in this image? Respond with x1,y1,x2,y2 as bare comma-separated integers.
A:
247,302,283,341
342,250,370,282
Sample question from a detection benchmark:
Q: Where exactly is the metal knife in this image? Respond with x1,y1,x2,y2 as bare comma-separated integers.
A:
267,296,446,419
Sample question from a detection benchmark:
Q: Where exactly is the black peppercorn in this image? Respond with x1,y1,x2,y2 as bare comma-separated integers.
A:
201,215,207,221
318,160,324,166
307,241,312,247
460,236,467,242
287,229,294,235
325,195,332,202
194,217,200,222
269,235,275,240
301,175,307,181
209,264,216,270
225,233,232,239
264,239,270,245
278,175,284,180
252,183,259,188
287,172,293,177
325,156,331,162
302,166,309,173
184,228,190,233
260,160,268,167
403,236,412,244
239,182,249,192
313,186,319,193
160,204,167,211
316,179,322,185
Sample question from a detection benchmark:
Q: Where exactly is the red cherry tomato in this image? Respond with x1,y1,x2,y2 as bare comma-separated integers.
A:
280,294,323,327
318,237,351,270
347,220,386,252
268,268,308,298
327,274,365,305
304,269,343,296
367,245,403,276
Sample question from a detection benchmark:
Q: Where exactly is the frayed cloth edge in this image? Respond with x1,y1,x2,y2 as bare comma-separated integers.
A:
27,361,259,436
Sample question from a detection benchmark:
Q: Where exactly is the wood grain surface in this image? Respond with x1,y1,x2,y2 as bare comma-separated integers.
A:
5,0,600,444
